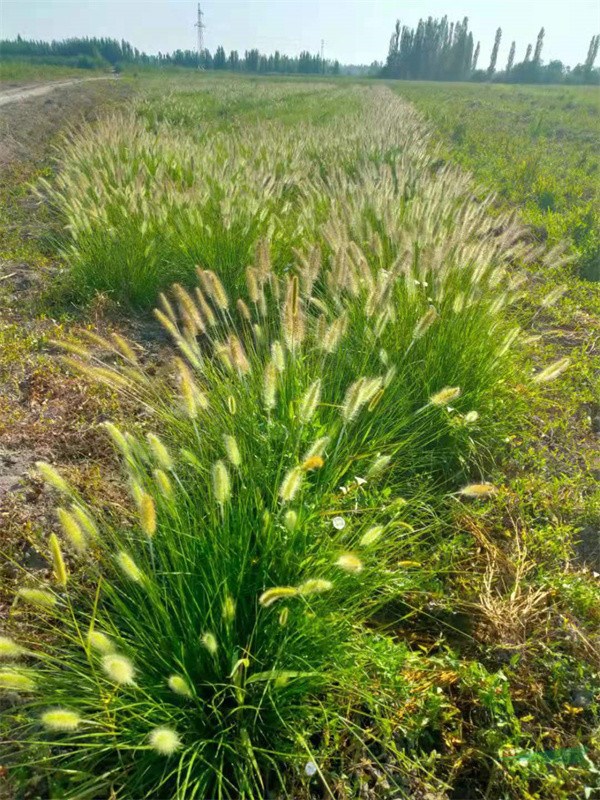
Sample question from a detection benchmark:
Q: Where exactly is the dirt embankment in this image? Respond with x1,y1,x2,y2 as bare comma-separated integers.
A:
0,78,133,616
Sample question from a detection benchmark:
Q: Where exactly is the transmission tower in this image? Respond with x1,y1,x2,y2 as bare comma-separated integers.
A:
196,3,205,68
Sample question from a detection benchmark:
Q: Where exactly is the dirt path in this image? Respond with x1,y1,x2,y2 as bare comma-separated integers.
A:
0,75,116,108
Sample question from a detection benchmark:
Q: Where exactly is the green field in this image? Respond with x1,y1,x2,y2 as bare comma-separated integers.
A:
1,73,599,800
0,61,89,85
393,81,600,280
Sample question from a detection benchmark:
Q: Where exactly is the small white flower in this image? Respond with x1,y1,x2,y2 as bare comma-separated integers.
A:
354,476,367,486
304,760,317,776
332,516,346,530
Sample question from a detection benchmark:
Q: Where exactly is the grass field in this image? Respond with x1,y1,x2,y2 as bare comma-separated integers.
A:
0,73,599,800
0,61,88,86
393,81,600,280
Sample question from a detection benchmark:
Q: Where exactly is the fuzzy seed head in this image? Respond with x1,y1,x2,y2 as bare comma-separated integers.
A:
367,454,392,478
154,469,174,500
0,637,26,659
201,632,218,656
116,552,143,583
168,674,193,697
49,533,68,587
259,587,299,607
0,670,35,692
149,726,181,756
297,578,333,596
35,462,69,494
70,506,98,540
459,483,497,498
139,493,157,538
303,436,330,460
279,467,304,503
430,386,461,407
102,654,135,685
17,588,56,609
413,307,438,340
223,435,242,468
41,708,81,731
212,460,231,506
222,595,236,623
360,526,384,547
278,607,289,626
336,553,363,573
271,341,285,372
147,434,173,471
88,630,114,654
283,510,297,530
57,508,86,553
464,411,479,424
533,357,571,384
263,361,277,411
298,379,321,424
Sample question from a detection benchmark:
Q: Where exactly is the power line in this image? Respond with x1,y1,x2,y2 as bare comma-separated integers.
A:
195,3,205,67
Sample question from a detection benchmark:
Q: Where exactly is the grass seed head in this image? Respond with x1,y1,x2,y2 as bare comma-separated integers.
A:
259,587,299,607
0,637,26,659
116,552,143,583
263,361,277,411
41,709,81,731
49,533,68,587
36,462,69,494
222,595,236,623
139,493,157,538
17,588,56,610
0,671,36,692
360,526,384,546
56,508,87,554
201,632,218,656
88,630,115,654
223,435,242,467
168,674,193,697
459,483,497,498
102,654,135,685
533,357,571,383
297,578,333,596
147,433,173,471
149,726,181,756
298,379,322,423
279,467,304,503
430,386,461,407
212,460,231,506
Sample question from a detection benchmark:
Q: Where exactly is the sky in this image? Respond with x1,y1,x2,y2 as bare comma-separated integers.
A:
1,0,599,68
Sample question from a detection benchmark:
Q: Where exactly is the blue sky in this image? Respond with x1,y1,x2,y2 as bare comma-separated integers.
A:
1,1,599,67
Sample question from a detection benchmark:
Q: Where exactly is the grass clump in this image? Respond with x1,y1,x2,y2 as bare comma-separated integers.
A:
2,158,572,795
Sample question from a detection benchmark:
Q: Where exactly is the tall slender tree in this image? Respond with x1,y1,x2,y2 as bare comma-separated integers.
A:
533,27,545,64
472,40,480,70
487,27,502,76
524,43,533,62
585,34,600,71
506,40,516,72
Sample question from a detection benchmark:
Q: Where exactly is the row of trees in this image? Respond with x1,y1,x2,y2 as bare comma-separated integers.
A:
0,35,341,75
383,17,600,85
0,35,140,68
166,46,340,74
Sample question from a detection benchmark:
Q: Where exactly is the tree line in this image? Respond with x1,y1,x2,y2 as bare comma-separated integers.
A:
0,35,342,75
382,17,599,85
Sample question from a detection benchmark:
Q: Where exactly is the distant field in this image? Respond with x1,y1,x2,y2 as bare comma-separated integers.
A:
0,60,89,86
393,81,600,280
